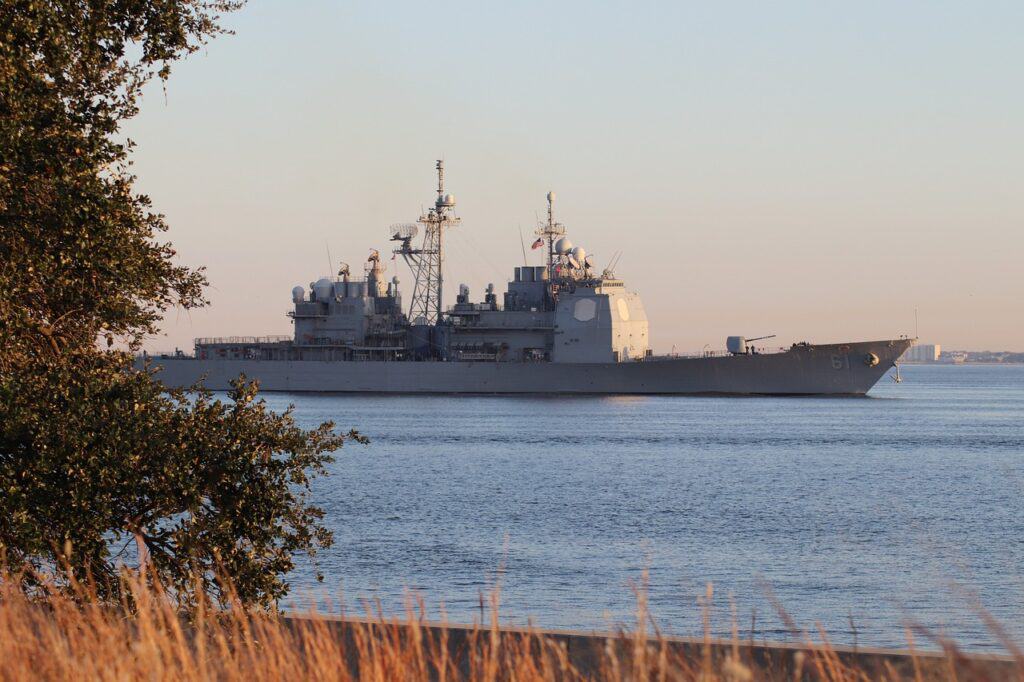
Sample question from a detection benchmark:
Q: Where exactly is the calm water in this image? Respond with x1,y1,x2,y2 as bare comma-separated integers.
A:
252,364,1024,651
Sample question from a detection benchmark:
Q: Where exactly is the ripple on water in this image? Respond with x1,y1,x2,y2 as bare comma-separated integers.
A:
243,364,1024,652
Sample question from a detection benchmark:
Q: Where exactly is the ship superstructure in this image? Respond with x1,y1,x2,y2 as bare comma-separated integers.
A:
147,162,912,395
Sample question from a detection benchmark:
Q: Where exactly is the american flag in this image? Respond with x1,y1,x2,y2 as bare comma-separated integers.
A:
531,237,544,250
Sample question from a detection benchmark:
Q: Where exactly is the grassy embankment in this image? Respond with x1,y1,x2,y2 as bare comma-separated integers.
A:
0,572,1020,681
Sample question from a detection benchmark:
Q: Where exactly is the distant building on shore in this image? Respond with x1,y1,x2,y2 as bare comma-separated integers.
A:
905,343,941,362
944,349,1024,364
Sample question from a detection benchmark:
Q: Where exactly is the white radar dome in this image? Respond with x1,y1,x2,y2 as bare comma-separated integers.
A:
313,277,334,302
570,246,587,265
439,193,456,207
554,237,573,255
547,191,556,203
291,285,305,304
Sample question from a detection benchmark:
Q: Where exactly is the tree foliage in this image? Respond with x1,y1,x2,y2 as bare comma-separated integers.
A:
0,1,357,608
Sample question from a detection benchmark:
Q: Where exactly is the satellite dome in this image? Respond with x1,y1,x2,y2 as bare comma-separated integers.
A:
313,277,334,302
439,193,456,207
291,285,305,304
547,191,556,203
554,237,573,255
571,246,587,265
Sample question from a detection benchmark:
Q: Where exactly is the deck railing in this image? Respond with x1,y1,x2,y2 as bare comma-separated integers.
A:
194,335,291,346
649,346,791,360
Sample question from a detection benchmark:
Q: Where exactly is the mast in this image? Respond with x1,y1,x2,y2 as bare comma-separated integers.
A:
536,191,565,280
435,160,446,324
392,160,460,325
547,191,555,272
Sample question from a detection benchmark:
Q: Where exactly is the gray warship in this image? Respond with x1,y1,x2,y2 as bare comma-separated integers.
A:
145,161,912,395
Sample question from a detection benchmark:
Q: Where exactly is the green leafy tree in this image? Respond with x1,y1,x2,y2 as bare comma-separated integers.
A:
0,1,359,608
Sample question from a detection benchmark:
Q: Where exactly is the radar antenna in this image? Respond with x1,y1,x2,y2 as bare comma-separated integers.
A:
389,223,419,243
391,161,460,325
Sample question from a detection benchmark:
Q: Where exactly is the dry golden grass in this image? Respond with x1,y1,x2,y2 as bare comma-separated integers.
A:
0,571,1019,681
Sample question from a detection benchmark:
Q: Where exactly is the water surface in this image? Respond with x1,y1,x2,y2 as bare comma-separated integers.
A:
253,364,1024,651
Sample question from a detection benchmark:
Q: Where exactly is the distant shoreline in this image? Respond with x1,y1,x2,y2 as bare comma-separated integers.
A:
901,361,1024,365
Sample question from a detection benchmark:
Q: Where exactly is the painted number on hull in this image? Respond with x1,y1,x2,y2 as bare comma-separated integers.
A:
831,354,850,370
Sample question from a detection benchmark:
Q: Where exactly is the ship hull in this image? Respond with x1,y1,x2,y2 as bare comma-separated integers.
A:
141,339,911,396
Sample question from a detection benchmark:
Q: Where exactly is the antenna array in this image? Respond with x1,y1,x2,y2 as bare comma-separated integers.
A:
391,160,460,325
535,191,566,277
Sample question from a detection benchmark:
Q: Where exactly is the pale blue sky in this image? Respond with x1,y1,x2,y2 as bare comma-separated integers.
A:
127,1,1024,352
